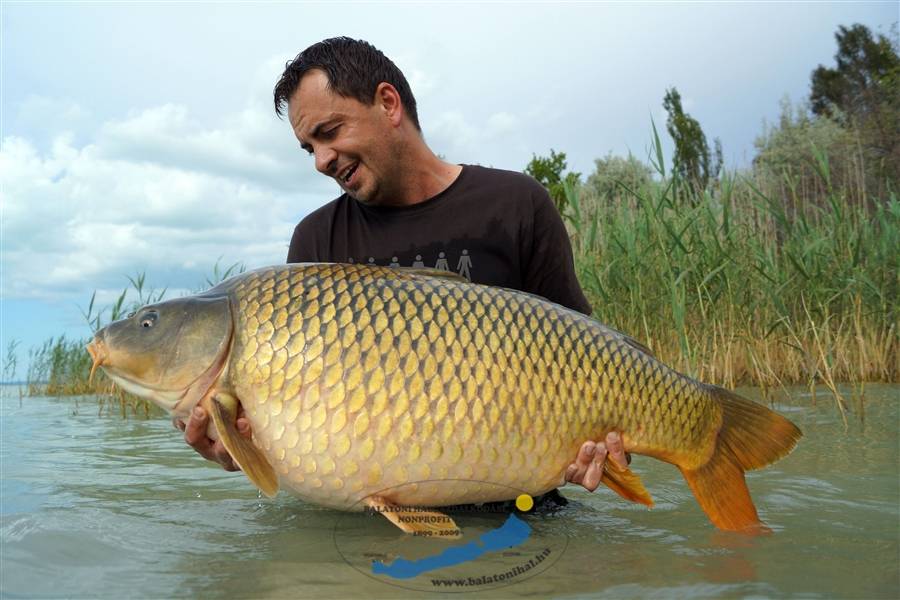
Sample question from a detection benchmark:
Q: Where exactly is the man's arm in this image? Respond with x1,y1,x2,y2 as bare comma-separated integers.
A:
521,191,592,315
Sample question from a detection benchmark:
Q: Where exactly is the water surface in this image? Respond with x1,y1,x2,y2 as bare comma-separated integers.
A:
1,385,897,598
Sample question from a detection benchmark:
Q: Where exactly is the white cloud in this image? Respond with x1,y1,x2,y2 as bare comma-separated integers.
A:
94,100,318,194
0,95,332,302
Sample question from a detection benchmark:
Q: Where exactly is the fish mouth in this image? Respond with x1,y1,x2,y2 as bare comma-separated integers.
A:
86,334,184,409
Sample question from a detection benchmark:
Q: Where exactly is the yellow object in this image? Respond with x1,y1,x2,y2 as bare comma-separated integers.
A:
515,494,534,512
88,263,801,533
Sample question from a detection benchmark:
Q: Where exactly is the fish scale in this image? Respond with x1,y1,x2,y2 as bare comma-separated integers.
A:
225,264,719,510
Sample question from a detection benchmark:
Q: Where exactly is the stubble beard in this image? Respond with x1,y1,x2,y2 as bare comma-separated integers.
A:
350,163,397,207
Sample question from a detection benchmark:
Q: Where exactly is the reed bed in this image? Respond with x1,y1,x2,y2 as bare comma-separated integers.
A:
565,133,898,403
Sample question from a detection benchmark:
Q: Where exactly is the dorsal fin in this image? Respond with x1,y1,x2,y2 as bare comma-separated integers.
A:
395,267,469,283
621,334,655,358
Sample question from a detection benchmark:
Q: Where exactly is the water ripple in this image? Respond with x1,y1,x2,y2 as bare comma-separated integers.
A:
1,387,898,599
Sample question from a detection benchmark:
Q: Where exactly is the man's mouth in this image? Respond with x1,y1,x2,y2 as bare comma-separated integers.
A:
339,162,359,185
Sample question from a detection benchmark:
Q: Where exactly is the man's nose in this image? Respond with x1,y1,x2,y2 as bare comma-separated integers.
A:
315,146,338,176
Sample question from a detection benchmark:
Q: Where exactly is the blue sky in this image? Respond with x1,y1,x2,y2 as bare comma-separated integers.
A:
1,1,897,379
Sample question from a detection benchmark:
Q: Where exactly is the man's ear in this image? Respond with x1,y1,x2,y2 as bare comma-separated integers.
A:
374,82,404,127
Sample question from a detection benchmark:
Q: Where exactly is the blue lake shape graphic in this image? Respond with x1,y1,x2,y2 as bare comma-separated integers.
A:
371,513,532,579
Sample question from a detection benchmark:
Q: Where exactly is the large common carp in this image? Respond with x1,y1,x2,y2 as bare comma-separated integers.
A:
87,263,800,533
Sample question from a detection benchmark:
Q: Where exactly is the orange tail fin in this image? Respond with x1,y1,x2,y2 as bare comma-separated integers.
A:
679,386,802,532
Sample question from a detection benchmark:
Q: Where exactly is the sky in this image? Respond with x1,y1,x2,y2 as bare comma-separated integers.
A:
1,1,897,379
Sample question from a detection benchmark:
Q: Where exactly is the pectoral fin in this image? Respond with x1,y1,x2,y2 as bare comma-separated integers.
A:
204,392,279,498
365,496,462,539
601,457,654,507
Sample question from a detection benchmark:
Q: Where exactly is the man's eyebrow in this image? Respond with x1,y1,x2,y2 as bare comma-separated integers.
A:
298,119,334,153
309,121,327,138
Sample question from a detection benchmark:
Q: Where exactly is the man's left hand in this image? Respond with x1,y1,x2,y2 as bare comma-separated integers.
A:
565,431,630,492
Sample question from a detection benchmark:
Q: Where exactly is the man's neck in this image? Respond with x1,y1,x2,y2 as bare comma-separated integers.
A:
383,141,463,207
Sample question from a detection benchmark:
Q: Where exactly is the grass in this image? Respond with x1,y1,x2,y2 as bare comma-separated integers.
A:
564,124,898,412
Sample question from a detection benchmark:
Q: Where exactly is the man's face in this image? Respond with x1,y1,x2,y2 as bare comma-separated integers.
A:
288,70,396,205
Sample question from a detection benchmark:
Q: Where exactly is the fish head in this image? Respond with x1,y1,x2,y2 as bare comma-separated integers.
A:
86,295,233,416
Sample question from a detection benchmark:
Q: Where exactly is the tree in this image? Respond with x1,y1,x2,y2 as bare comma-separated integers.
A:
810,23,900,183
754,97,856,206
587,152,653,201
810,23,899,121
524,149,581,213
662,87,720,193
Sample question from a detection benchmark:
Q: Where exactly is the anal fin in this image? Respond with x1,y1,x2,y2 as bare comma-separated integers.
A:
365,496,462,539
205,392,279,498
601,456,654,507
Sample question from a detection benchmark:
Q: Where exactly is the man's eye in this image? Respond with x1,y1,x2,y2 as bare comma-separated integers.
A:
321,126,338,138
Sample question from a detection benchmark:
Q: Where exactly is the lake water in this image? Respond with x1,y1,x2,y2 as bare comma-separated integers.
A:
1,385,898,598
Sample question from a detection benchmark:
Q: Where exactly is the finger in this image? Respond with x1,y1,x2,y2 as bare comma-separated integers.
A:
211,441,239,471
185,431,216,462
236,416,252,438
172,417,186,432
184,407,210,448
605,431,629,469
566,441,596,484
183,407,226,465
575,441,596,468
582,443,607,492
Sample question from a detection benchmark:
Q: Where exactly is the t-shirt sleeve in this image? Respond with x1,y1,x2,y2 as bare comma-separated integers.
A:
286,218,320,263
521,188,593,315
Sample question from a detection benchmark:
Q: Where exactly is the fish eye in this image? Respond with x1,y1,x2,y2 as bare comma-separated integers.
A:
139,311,158,329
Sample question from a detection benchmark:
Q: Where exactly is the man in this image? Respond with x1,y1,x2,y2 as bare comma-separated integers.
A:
181,37,629,501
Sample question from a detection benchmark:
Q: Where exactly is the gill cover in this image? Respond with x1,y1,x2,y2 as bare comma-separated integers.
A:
97,295,232,393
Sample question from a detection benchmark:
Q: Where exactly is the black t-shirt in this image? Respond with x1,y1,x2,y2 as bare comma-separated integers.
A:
287,164,591,315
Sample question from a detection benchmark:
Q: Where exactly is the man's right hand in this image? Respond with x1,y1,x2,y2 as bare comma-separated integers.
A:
175,406,250,471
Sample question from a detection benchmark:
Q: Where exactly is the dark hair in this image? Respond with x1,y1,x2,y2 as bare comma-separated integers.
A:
273,37,421,131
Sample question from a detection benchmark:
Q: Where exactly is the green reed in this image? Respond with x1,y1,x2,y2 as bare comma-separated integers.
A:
26,260,245,417
565,126,898,402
